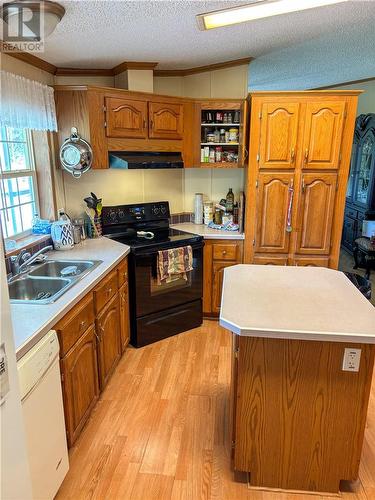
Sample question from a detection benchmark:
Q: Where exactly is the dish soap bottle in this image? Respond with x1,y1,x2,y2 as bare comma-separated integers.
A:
226,188,234,213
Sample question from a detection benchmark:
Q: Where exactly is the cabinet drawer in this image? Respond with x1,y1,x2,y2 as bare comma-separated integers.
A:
213,243,240,261
345,207,357,219
117,259,128,288
55,293,95,356
94,269,117,312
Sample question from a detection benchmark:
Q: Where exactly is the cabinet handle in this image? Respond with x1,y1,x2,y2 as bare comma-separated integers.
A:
123,272,127,279
304,149,309,164
107,287,112,295
79,320,86,330
291,148,295,162
94,331,100,343
302,177,305,193
286,178,294,233
222,250,227,255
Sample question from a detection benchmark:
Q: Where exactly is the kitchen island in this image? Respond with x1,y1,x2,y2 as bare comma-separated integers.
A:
220,265,375,494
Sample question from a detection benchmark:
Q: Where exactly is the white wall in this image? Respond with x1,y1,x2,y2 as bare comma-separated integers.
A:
330,80,375,115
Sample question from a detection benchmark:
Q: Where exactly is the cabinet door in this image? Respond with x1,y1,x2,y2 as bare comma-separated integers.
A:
255,172,294,254
295,173,337,255
105,97,147,138
238,99,249,166
61,325,99,447
259,102,300,169
149,101,183,139
212,262,236,314
293,256,329,267
119,282,130,353
301,101,346,170
96,294,121,390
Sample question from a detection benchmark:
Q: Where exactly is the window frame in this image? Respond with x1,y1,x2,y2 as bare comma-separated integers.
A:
0,128,40,241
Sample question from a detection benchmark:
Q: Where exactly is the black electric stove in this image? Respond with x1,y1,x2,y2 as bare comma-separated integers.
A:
102,202,204,347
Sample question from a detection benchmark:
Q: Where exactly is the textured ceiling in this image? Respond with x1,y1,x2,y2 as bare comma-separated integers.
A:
5,0,375,69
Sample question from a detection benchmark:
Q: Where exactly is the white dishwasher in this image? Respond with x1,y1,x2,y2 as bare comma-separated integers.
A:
17,330,69,500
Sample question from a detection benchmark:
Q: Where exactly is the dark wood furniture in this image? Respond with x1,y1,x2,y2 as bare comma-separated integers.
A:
342,114,375,253
353,236,375,279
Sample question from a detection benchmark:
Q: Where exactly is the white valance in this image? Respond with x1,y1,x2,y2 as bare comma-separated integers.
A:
0,70,57,131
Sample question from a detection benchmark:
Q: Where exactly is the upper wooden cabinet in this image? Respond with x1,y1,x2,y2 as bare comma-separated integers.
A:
105,97,147,139
149,101,183,140
245,91,361,269
302,101,346,170
259,102,300,169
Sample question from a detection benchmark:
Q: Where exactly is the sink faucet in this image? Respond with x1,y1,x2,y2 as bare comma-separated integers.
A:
9,245,53,279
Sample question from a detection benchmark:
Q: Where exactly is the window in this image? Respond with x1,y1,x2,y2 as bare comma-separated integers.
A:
0,126,39,239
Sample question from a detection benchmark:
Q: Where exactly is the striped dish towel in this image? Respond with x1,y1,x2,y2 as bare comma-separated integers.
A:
157,246,193,284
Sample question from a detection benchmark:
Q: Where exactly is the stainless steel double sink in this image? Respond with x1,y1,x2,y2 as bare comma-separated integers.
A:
9,259,102,304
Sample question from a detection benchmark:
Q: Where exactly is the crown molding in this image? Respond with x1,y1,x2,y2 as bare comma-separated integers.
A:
3,50,252,78
154,57,253,77
112,61,158,75
55,67,114,76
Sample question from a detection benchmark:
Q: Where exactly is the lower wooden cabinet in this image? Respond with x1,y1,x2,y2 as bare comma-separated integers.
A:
204,239,243,316
55,256,129,447
293,256,330,267
253,255,288,265
119,282,130,352
96,294,121,389
60,325,99,447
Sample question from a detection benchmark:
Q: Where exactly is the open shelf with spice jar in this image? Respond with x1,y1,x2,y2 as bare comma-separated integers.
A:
198,99,249,168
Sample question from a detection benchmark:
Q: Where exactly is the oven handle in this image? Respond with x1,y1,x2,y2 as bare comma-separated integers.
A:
134,240,204,257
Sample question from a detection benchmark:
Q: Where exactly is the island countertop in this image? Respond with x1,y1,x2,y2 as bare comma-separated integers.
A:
12,237,130,360
220,264,375,344
170,222,244,240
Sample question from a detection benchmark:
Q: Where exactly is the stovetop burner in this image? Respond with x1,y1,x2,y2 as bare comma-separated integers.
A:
101,201,203,252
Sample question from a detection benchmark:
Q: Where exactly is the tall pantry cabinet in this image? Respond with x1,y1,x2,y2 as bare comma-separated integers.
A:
244,91,361,269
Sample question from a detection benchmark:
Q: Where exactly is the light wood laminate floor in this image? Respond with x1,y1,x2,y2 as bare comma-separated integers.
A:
56,321,375,500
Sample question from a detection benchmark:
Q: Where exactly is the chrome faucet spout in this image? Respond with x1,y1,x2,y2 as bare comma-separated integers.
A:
18,245,53,273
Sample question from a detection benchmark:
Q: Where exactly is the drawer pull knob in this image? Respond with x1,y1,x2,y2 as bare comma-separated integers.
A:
80,320,86,329
123,272,127,279
222,250,227,255
107,288,112,295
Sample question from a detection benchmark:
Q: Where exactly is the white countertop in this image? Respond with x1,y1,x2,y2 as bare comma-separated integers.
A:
171,222,244,240
12,237,130,360
220,265,375,344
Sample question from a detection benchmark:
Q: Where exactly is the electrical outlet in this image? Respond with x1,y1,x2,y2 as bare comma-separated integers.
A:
342,348,361,372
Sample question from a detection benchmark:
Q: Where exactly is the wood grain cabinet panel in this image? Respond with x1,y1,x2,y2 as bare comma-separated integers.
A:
295,173,337,255
119,282,130,353
293,256,330,267
93,269,118,313
96,294,121,390
105,97,147,139
212,262,236,314
149,101,183,140
302,101,346,170
259,102,300,169
117,259,128,288
60,325,99,447
255,172,293,254
253,255,288,265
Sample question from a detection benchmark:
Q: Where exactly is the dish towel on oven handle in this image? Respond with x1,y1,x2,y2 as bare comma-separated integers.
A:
157,246,193,284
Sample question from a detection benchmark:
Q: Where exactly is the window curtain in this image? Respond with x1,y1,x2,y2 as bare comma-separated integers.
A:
0,70,57,131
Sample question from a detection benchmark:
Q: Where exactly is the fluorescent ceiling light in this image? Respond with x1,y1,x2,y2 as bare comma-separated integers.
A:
196,0,348,30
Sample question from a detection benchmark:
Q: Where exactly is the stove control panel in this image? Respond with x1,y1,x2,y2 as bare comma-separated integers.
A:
102,202,170,226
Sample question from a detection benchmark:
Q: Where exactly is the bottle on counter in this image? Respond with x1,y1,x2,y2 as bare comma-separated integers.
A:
214,208,222,225
194,193,203,225
233,202,239,224
226,188,234,213
222,211,233,225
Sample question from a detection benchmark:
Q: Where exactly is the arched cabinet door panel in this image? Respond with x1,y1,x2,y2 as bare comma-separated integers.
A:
302,101,346,170
149,102,183,139
255,173,294,254
105,97,147,138
295,173,337,255
259,102,300,169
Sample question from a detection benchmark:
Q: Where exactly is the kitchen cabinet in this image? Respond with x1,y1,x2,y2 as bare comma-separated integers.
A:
258,101,300,170
105,97,147,139
342,114,375,254
245,91,361,269
96,293,121,390
295,172,337,255
60,325,99,447
54,257,129,446
203,239,243,316
149,101,183,140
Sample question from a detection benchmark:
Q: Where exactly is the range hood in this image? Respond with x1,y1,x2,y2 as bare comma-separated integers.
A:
109,151,184,169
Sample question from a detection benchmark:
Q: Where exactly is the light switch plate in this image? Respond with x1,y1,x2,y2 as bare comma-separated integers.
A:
342,348,361,372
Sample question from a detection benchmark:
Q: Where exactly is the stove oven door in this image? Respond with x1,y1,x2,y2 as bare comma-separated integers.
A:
132,242,203,318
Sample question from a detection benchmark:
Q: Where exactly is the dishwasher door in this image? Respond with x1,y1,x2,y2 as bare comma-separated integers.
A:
18,330,69,500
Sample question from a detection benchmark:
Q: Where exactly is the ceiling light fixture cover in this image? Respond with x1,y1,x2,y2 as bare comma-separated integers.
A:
196,0,348,30
2,0,65,38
